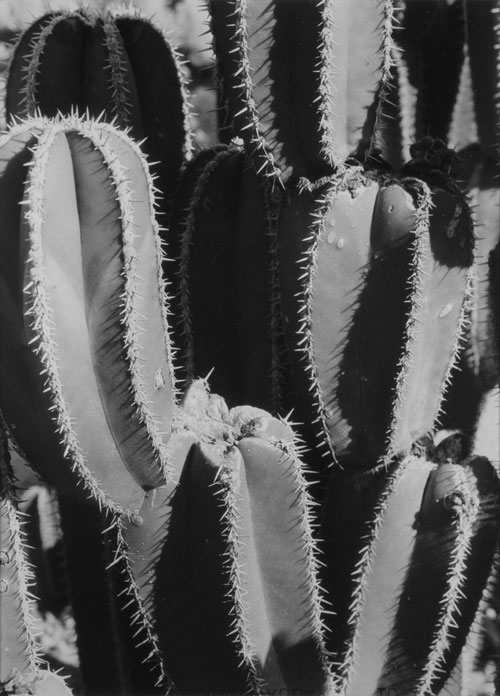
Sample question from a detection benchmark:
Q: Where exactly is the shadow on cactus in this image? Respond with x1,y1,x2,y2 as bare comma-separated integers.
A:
0,1,499,695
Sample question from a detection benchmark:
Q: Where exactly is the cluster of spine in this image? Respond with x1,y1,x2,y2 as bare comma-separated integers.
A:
0,1,498,695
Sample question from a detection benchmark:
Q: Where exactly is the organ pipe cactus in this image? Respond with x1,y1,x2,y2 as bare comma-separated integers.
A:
0,114,181,691
0,115,177,511
0,0,499,694
209,0,401,182
6,6,192,206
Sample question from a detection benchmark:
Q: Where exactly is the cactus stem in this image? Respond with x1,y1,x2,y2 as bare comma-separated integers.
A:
415,467,479,696
266,190,286,414
22,122,119,513
317,0,343,169
216,454,264,696
281,435,339,693
339,456,433,694
178,146,239,381
212,0,283,186
13,13,89,118
102,14,134,127
110,5,194,164
294,177,354,466
106,514,173,690
0,432,44,676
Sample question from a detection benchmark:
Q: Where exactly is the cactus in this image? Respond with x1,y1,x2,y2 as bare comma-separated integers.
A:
278,170,474,471
0,428,72,695
0,1,499,694
167,144,284,411
6,7,192,207
0,114,179,691
322,435,500,695
0,115,177,510
153,383,334,694
209,0,401,183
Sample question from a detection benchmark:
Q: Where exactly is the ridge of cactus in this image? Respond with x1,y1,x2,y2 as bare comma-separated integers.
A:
165,144,229,377
279,162,474,471
5,7,192,206
414,462,481,696
353,0,399,163
155,381,334,694
383,181,474,461
0,115,177,511
0,432,43,681
448,49,478,152
324,455,434,695
393,48,417,162
6,11,91,119
0,429,73,695
278,178,339,468
234,163,286,411
175,145,243,391
323,440,500,695
86,13,142,130
169,144,284,411
20,121,124,510
376,442,500,695
235,423,336,693
105,512,172,690
205,442,265,695
210,1,399,183
208,0,283,184
466,186,500,388
108,4,194,155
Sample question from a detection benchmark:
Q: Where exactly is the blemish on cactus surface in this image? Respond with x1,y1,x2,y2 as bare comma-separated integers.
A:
153,368,165,391
440,304,454,319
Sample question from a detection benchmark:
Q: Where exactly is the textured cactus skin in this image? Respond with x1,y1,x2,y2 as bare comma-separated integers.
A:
6,8,192,207
155,383,333,694
0,430,73,696
278,172,474,471
168,145,283,411
167,145,244,403
322,442,500,696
